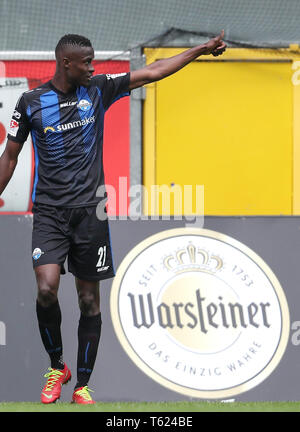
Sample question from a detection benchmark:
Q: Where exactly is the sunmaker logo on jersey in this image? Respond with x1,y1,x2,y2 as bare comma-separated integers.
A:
44,126,55,133
110,228,290,399
43,115,95,134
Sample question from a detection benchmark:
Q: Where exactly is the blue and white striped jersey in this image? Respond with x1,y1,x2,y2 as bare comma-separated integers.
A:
7,73,130,207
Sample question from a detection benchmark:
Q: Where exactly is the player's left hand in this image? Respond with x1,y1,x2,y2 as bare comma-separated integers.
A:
203,30,227,57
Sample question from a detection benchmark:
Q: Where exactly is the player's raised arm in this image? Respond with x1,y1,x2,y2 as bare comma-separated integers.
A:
0,139,24,196
129,30,226,90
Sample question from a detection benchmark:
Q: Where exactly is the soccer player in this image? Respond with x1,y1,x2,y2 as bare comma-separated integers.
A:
0,32,226,404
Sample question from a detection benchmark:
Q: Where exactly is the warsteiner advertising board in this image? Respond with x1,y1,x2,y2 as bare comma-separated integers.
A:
110,227,290,399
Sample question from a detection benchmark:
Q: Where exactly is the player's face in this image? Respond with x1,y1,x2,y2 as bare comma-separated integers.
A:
64,46,95,87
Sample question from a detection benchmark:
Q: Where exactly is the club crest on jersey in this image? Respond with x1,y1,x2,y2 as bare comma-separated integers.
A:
77,99,92,111
32,248,44,261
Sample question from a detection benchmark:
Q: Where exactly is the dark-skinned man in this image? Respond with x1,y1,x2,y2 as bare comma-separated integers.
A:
0,32,226,404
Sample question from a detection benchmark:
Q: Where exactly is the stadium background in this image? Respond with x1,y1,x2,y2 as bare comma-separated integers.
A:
1,0,300,402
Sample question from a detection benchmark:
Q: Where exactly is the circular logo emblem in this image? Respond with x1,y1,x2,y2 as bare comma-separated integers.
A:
32,247,44,261
77,99,92,111
110,228,290,399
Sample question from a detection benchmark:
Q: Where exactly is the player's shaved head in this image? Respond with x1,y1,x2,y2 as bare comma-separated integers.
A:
55,34,92,59
53,34,94,88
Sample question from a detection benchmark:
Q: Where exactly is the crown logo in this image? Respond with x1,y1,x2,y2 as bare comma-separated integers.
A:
162,242,223,274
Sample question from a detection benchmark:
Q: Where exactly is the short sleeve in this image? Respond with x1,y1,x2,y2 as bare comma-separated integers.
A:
92,73,130,110
7,93,31,144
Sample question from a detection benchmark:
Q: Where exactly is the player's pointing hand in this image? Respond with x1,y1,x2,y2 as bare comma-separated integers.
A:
203,30,227,57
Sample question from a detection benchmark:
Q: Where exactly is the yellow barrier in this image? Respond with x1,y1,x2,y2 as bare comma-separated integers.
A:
143,47,300,215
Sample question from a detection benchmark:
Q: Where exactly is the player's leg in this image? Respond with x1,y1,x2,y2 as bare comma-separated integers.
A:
35,263,64,370
32,204,70,370
32,203,72,403
68,207,114,403
35,264,72,404
72,277,101,404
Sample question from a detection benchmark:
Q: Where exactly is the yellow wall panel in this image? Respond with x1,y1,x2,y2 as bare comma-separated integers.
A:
143,48,297,216
293,61,300,214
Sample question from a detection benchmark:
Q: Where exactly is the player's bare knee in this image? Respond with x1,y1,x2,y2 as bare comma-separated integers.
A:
37,283,58,307
78,292,99,316
34,264,60,307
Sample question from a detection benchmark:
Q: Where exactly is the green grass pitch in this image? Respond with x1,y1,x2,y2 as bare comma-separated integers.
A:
0,400,300,412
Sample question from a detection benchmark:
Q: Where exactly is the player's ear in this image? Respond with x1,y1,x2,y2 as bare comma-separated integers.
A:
63,57,71,69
